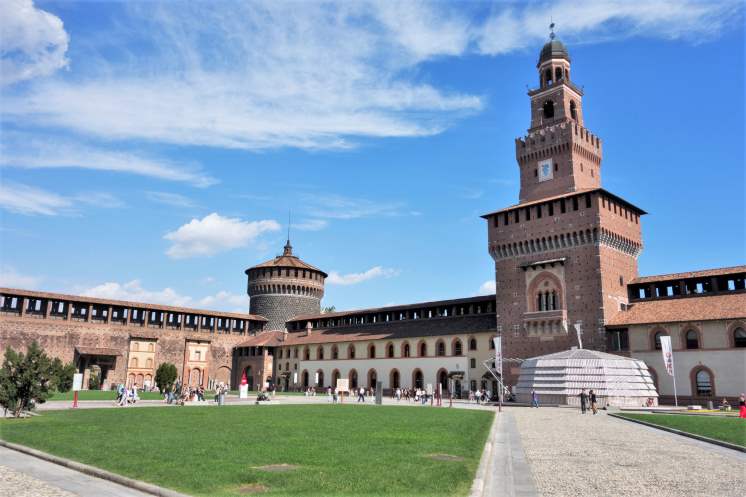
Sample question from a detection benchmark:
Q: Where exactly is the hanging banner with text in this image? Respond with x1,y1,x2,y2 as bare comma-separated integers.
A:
493,336,502,375
659,335,674,376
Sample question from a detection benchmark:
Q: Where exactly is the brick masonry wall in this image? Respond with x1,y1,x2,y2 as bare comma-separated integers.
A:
0,315,247,389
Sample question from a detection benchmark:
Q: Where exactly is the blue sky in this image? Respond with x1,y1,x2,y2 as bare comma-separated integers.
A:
0,1,744,313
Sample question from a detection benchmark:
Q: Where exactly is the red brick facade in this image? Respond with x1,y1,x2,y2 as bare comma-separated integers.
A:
483,38,645,385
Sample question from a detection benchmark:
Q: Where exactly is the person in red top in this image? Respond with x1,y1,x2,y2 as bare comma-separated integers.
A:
739,393,746,419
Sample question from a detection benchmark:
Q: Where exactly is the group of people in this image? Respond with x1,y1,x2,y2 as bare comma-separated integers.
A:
115,383,140,406
468,389,492,404
578,389,599,414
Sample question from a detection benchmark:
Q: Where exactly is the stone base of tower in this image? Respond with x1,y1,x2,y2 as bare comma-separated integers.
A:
250,294,320,331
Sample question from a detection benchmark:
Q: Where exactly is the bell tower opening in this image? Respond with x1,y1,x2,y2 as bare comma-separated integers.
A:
543,100,555,119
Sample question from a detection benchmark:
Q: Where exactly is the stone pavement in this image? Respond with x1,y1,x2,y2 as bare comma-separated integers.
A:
509,406,746,497
0,446,154,497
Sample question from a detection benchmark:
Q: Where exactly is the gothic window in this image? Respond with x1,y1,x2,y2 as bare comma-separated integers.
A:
130,358,138,368
453,339,463,356
332,345,339,359
317,346,324,360
436,340,446,357
402,342,410,357
387,343,394,358
419,341,427,357
685,330,699,349
733,327,746,347
544,68,552,86
304,347,310,360
348,344,356,359
543,100,555,119
570,100,577,120
368,344,376,359
469,338,477,351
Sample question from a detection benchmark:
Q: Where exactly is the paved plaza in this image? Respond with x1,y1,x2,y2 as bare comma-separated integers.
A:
2,397,744,497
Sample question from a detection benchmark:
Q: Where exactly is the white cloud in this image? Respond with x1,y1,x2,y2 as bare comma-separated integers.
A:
479,280,496,295
199,291,247,312
81,280,194,307
164,213,281,259
0,181,123,215
305,194,407,220
0,136,217,187
1,2,482,151
476,0,741,55
291,219,328,231
0,0,738,151
327,266,400,286
78,279,249,312
0,181,71,215
0,0,69,85
146,191,196,208
0,266,41,289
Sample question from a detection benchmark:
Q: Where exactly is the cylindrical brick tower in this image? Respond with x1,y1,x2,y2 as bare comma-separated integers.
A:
246,240,326,330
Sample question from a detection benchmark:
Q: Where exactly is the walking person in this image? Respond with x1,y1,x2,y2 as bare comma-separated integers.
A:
738,393,746,418
531,390,539,408
579,389,588,414
589,389,598,414
358,387,365,403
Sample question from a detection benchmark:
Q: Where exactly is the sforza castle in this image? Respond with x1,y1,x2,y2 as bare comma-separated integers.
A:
1,36,744,405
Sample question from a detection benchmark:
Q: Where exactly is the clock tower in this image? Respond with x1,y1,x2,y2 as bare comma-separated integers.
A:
483,28,646,386
518,28,602,203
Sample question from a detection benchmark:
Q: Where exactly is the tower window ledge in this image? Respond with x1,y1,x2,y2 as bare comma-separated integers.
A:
522,309,567,323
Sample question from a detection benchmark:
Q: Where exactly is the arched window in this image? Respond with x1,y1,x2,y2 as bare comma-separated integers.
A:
436,340,446,357
148,343,154,352
733,327,746,347
332,345,339,359
349,369,358,389
294,348,299,358
368,369,377,388
317,346,324,360
653,331,667,350
437,369,448,391
368,344,376,359
412,369,424,389
555,67,562,81
402,342,411,357
694,369,713,396
132,342,139,351
419,341,427,357
386,343,394,358
685,330,699,349
302,370,309,388
469,338,477,351
453,339,463,356
348,344,356,359
303,347,310,360
130,357,138,368
278,363,282,371
285,362,289,371
570,100,577,120
543,100,555,119
145,358,153,368
316,370,324,388
390,369,400,389
544,68,552,86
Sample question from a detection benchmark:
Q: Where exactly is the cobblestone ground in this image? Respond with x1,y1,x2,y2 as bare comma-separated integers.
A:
0,465,75,497
510,407,746,497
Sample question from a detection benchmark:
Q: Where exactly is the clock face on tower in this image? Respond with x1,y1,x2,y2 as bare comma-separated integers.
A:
538,159,553,182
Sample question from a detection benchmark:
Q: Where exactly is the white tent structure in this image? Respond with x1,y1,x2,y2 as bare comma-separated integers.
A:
515,348,658,408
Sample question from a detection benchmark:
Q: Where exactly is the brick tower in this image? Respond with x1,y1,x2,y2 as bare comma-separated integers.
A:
245,240,326,331
482,29,646,386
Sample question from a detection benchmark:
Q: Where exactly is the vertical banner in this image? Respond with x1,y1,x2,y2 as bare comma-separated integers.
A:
492,336,502,376
659,335,678,406
659,336,674,376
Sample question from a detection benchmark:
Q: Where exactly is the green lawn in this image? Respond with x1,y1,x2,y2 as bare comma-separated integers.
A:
618,413,746,447
0,404,492,497
48,390,164,401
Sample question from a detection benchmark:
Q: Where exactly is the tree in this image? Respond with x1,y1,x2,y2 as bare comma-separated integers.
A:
321,306,336,314
50,358,76,393
155,363,178,393
0,342,55,417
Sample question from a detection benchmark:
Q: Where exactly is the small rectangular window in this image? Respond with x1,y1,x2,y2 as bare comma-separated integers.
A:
493,215,498,227
572,197,579,211
503,212,509,225
560,199,566,213
525,207,531,221
548,202,554,216
585,194,592,208
537,204,542,218
514,211,519,223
